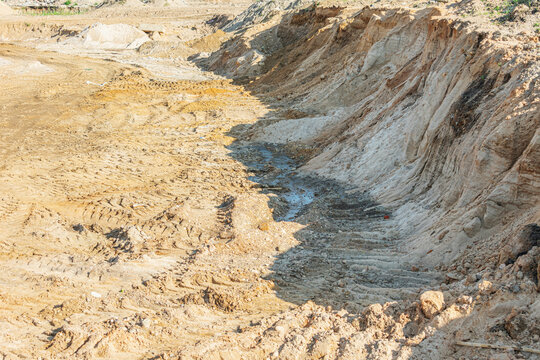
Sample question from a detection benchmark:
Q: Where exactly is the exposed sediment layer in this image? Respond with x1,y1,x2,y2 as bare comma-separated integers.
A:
210,5,539,272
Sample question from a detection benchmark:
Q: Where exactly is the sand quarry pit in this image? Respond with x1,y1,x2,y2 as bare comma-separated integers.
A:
0,0,539,359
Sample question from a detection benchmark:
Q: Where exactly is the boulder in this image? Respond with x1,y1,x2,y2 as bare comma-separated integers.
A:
499,224,539,264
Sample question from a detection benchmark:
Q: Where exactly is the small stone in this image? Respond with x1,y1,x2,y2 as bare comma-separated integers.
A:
505,309,527,339
446,273,460,282
141,318,151,328
90,291,102,298
456,295,473,305
411,266,420,272
275,325,286,337
516,271,524,279
126,225,148,244
258,222,270,231
475,273,482,281
72,224,85,233
420,290,445,319
403,320,420,338
477,280,493,294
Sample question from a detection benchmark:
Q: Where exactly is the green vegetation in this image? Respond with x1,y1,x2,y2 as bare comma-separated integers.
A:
493,0,532,17
63,0,71,5
475,0,535,23
19,7,88,15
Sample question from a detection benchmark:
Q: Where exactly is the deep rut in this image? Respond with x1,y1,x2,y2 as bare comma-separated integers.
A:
230,142,442,311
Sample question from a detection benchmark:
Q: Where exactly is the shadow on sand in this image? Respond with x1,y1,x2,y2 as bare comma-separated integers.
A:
224,126,439,313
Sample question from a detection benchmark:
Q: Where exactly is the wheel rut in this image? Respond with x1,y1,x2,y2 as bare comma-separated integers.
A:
0,42,441,359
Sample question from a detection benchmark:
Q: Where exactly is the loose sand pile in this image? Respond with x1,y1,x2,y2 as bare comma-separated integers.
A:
73,23,150,49
187,29,229,52
150,0,186,7
0,1,15,16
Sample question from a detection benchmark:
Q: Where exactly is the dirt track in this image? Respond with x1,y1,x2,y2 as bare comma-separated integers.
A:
0,40,287,357
0,41,440,358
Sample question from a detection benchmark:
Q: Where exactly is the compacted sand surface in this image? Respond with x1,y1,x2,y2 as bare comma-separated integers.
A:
0,0,538,359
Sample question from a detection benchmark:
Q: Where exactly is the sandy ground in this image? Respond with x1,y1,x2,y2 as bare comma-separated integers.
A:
0,0,538,359
0,40,293,358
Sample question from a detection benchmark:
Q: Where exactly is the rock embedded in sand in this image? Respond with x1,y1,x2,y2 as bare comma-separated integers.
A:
274,325,287,337
419,290,445,319
463,217,482,237
504,309,528,339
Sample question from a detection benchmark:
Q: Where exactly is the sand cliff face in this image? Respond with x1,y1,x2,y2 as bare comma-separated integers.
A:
211,5,539,271
164,8,540,358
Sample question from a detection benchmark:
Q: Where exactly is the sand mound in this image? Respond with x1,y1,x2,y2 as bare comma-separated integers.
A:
75,23,150,49
0,56,54,74
0,1,15,16
123,0,145,7
149,0,186,7
187,30,229,53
